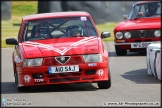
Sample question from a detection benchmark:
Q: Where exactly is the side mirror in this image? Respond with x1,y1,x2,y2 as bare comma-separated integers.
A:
6,38,18,45
123,14,129,19
101,32,111,39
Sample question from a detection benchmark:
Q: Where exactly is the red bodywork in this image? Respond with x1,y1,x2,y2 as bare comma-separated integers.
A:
11,11,110,88
114,17,161,50
114,1,161,54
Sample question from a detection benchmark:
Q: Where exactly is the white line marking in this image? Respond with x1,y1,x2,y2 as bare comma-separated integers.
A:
23,37,98,55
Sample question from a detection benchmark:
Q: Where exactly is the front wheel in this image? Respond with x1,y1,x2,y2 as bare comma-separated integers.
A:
115,45,127,56
18,86,31,92
97,69,111,89
15,73,30,91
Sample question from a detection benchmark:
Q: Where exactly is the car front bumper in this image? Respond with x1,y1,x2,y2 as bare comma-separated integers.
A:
16,61,110,87
114,41,161,45
114,41,161,50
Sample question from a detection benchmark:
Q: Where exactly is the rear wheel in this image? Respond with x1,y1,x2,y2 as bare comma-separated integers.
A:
97,69,111,89
115,45,127,56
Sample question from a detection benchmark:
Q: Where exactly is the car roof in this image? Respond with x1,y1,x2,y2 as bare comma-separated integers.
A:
23,11,90,21
135,0,161,5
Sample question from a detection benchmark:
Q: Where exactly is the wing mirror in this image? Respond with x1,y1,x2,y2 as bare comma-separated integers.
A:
101,32,111,39
6,38,18,45
123,14,129,19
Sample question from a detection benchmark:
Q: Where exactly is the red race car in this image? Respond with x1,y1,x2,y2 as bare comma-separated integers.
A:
114,0,161,56
6,11,111,91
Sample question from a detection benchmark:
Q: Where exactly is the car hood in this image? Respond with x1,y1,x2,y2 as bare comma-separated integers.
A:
22,37,99,58
115,17,161,30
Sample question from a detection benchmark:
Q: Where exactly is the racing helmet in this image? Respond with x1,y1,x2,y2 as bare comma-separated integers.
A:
67,25,83,37
148,2,159,14
35,23,49,37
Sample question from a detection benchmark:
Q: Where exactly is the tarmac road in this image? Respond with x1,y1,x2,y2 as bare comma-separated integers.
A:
1,42,161,107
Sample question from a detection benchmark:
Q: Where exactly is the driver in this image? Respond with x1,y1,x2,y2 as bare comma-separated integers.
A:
35,23,50,37
68,25,83,37
138,2,159,17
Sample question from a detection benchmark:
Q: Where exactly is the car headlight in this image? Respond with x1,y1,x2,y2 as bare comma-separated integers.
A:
154,30,161,37
124,32,131,38
82,54,103,62
116,32,123,39
23,58,43,67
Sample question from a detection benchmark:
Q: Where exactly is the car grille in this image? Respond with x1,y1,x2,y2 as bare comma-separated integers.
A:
124,29,157,38
45,70,82,79
43,55,82,66
44,69,96,83
50,77,80,82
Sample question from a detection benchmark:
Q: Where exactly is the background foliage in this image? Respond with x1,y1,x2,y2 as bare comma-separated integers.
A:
1,1,119,48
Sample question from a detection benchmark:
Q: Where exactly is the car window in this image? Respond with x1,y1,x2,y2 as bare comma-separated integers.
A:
156,3,161,14
129,2,161,19
139,4,146,13
130,5,140,18
23,17,98,41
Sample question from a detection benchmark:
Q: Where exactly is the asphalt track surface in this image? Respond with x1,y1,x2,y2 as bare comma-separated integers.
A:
1,42,161,107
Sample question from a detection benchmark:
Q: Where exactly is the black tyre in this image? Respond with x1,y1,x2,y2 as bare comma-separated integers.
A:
115,45,127,56
15,73,18,84
18,86,31,92
97,69,111,89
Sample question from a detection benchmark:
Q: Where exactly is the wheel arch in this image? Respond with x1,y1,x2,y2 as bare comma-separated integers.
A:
12,52,17,77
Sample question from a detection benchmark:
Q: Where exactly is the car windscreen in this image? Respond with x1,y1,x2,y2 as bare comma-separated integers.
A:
129,2,161,19
23,17,98,41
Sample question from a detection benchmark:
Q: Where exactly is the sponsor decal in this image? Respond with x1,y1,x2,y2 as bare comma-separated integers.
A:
80,17,87,21
88,63,97,66
96,69,104,77
34,79,44,82
24,75,31,84
24,37,98,55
